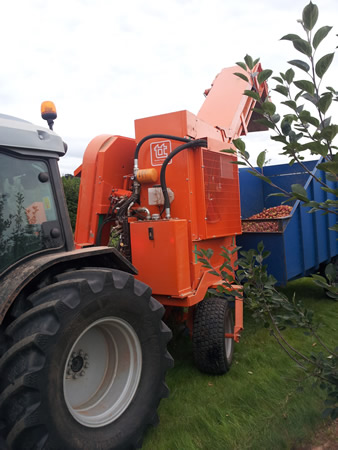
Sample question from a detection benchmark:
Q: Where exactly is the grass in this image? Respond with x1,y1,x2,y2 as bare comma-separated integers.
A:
143,278,338,450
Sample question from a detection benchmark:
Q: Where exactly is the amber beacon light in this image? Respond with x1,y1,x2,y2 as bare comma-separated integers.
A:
41,101,57,130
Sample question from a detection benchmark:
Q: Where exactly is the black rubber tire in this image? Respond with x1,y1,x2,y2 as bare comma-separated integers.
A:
192,297,234,375
0,268,173,450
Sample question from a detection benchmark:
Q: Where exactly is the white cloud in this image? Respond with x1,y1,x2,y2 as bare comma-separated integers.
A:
1,0,337,174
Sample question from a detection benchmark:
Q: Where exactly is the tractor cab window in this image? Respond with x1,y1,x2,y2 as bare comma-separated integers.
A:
0,151,61,272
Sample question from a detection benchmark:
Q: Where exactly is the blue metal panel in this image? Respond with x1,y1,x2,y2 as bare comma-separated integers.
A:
264,160,317,176
284,209,304,280
238,159,337,285
237,232,288,285
238,169,265,218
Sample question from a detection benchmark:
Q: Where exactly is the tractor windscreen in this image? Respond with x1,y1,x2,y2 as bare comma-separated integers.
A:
0,151,61,272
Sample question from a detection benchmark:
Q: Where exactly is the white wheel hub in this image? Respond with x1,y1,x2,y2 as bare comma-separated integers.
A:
63,317,142,428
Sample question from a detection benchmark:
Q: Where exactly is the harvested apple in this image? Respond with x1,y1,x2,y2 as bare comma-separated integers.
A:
242,205,292,232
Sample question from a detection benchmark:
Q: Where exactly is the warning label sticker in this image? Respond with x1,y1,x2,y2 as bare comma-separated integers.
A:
150,140,172,166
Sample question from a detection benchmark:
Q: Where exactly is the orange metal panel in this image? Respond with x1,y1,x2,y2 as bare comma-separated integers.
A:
134,113,241,237
202,149,241,238
133,109,241,302
74,135,135,247
197,64,268,139
151,235,238,306
135,110,226,143
130,219,191,297
191,147,242,240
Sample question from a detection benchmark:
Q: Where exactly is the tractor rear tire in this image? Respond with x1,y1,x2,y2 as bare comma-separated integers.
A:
192,297,234,375
0,268,173,450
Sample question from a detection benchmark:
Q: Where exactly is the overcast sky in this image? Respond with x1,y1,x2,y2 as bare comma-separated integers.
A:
1,0,337,174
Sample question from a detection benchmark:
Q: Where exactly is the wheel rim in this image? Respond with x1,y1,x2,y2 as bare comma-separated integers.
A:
224,311,233,361
63,317,142,428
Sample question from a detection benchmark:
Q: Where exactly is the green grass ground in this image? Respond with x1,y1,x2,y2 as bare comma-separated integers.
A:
143,278,338,450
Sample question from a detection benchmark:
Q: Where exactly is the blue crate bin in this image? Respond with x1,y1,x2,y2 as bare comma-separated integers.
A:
237,160,337,285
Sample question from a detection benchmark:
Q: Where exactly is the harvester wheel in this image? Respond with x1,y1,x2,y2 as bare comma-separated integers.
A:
0,268,173,450
192,297,234,375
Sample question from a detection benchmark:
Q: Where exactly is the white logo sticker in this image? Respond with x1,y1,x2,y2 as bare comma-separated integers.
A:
150,140,172,166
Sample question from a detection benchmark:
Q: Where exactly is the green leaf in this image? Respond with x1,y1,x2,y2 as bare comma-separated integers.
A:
236,61,247,71
294,80,315,95
280,33,302,41
321,186,338,195
209,270,219,277
234,72,249,82
302,93,319,105
295,91,303,101
293,131,304,142
294,126,307,133
293,39,312,57
281,121,292,136
288,59,310,72
326,173,338,183
285,68,295,84
317,93,333,114
320,117,331,130
326,86,338,95
284,114,298,122
252,105,264,114
281,100,298,111
302,1,318,31
291,183,308,202
271,135,288,143
272,76,283,83
325,263,336,283
220,149,236,154
254,118,276,130
273,85,289,97
271,114,280,123
302,141,328,157
205,248,214,259
244,54,254,70
248,170,272,184
256,151,266,168
255,254,263,264
257,69,273,85
244,89,261,101
230,161,248,166
320,125,338,142
299,110,320,127
311,274,327,283
253,58,260,66
315,53,335,79
317,160,338,175
232,138,246,152
261,101,276,115
257,241,264,253
313,26,332,49
267,192,289,198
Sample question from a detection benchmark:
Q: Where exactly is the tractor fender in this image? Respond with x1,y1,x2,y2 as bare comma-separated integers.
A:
0,246,137,324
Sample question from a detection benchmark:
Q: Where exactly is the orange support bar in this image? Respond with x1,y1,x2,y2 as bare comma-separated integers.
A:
224,285,243,343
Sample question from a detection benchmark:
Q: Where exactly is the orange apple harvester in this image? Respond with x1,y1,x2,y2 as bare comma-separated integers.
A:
74,65,269,342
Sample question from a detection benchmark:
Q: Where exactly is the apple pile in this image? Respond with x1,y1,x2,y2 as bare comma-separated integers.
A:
242,205,292,232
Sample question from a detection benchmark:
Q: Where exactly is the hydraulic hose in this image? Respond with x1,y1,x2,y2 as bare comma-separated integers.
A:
133,134,191,175
159,138,207,219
